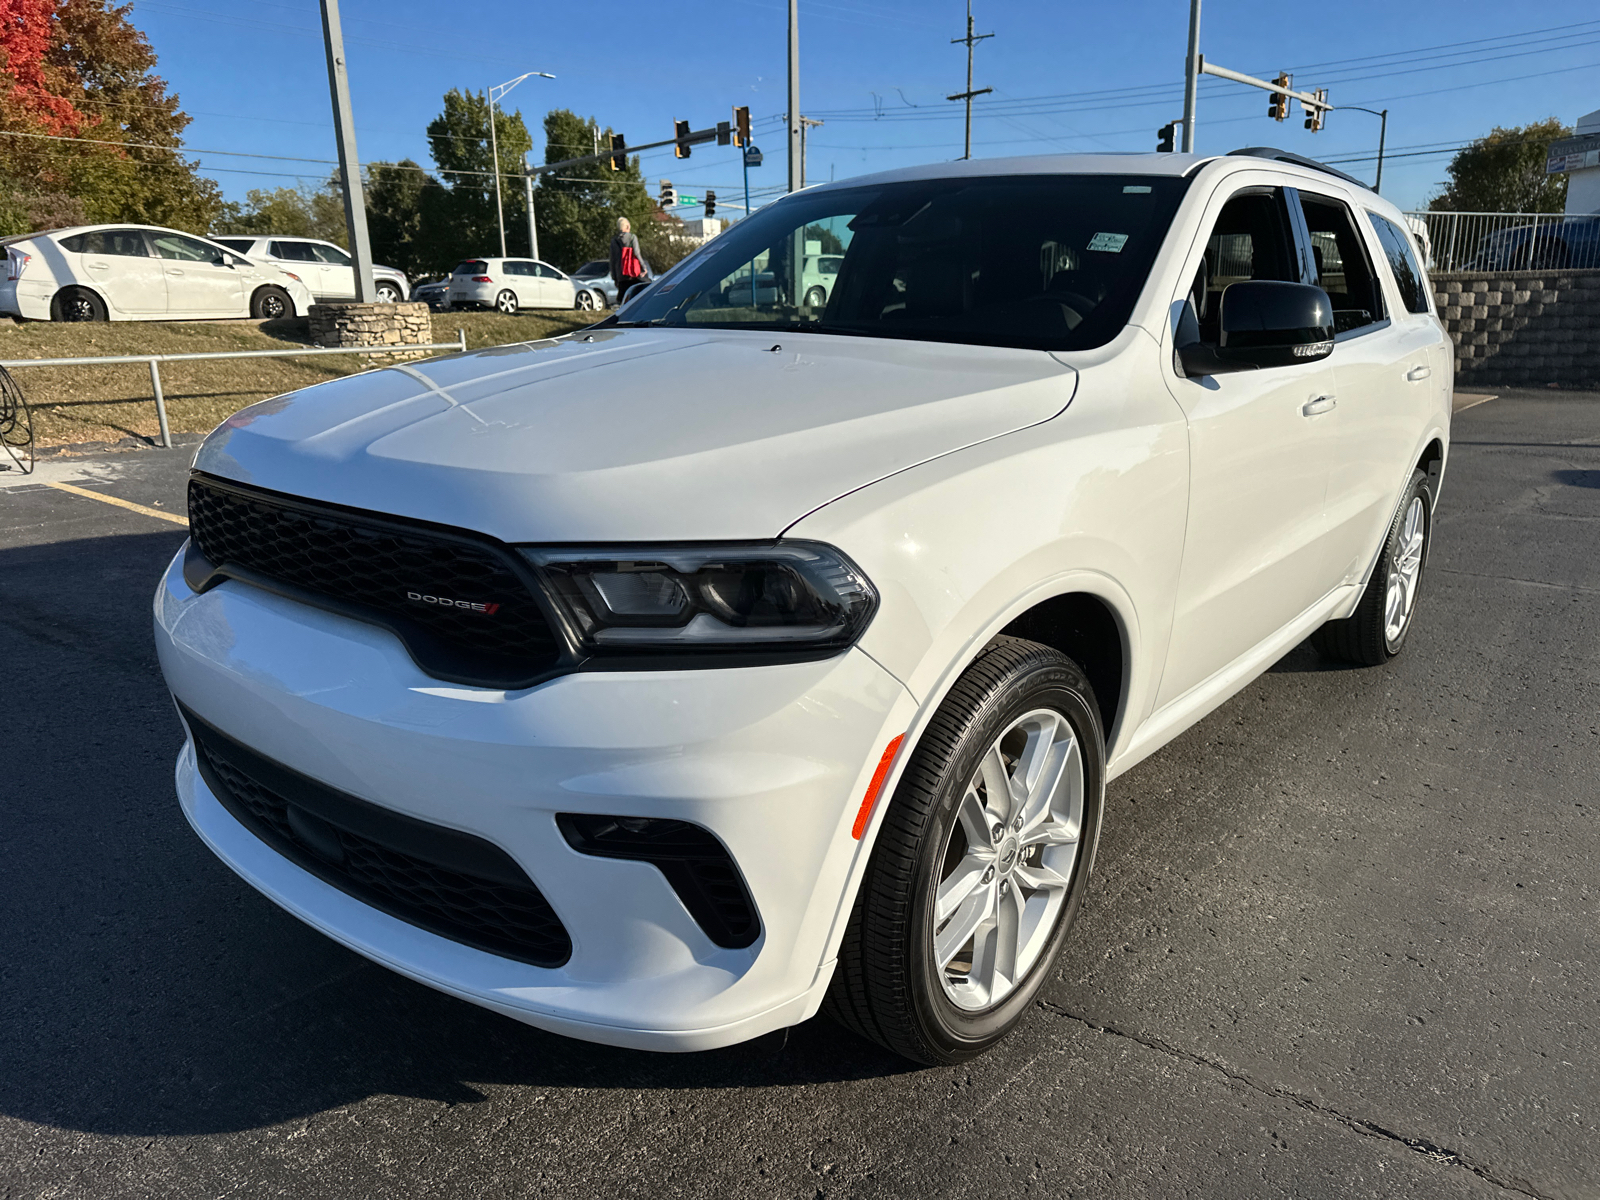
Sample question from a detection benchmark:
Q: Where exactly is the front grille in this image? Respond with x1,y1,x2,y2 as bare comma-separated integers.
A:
186,475,561,688
184,704,572,968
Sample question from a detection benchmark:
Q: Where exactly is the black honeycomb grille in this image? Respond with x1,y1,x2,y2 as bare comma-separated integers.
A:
186,475,561,688
186,706,572,968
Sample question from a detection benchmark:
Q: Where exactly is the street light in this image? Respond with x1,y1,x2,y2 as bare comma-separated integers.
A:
488,70,554,258
1331,105,1389,194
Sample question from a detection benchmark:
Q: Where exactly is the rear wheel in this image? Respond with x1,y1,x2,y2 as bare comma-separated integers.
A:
1312,468,1433,665
52,287,106,322
824,636,1104,1065
804,285,827,308
250,286,292,320
495,289,518,315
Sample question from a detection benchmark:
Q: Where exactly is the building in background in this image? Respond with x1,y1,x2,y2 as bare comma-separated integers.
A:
1548,107,1600,214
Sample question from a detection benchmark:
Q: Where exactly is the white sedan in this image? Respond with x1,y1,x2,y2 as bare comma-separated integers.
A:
447,257,601,313
0,225,314,322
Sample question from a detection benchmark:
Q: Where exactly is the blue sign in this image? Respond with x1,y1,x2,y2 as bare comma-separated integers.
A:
744,145,764,168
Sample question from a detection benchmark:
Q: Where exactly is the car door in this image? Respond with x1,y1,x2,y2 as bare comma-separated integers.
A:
269,240,327,298
310,241,356,299
73,228,167,313
1156,182,1343,708
148,231,246,315
1297,191,1436,585
536,262,574,307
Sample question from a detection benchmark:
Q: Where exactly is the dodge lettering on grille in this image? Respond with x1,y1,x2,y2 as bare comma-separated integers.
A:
407,591,501,615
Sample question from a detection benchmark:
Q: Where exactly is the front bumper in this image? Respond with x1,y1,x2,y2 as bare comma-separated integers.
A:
154,545,915,1050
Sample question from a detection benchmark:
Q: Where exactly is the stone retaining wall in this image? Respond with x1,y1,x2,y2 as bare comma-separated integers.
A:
307,301,432,354
1432,269,1600,389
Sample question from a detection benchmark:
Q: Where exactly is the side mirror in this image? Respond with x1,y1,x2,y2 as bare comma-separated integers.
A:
1177,280,1334,377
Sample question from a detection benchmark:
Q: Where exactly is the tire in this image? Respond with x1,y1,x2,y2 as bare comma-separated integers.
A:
575,289,598,311
52,287,106,322
375,282,402,304
1311,468,1433,666
495,289,519,315
804,285,826,308
250,286,292,320
824,636,1105,1065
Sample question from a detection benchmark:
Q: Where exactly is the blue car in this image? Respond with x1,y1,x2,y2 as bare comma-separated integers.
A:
1471,215,1600,271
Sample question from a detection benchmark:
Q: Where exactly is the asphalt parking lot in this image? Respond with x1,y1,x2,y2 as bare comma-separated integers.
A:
2,391,1597,1200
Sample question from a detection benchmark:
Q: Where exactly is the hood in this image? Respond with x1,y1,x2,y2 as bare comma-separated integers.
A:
195,328,1076,542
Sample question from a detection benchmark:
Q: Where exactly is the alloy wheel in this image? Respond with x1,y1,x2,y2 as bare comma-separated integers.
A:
1384,496,1426,646
496,291,517,314
933,707,1084,1011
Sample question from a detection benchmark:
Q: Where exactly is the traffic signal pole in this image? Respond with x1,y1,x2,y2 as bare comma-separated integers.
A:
1181,0,1200,152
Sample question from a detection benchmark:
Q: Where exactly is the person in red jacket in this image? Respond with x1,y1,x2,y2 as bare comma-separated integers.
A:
608,217,651,305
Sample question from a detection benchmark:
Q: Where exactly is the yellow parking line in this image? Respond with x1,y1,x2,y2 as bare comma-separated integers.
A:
45,481,189,527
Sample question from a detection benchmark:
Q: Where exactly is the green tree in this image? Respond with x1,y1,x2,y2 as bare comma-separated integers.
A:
212,176,347,243
1429,119,1572,213
532,108,693,273
425,88,533,261
365,159,451,278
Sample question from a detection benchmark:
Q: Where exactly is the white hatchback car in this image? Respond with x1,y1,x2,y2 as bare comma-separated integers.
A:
1,224,314,321
448,257,597,313
155,150,1451,1064
211,235,410,304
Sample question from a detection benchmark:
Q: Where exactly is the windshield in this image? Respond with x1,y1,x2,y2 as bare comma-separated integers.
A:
614,173,1190,351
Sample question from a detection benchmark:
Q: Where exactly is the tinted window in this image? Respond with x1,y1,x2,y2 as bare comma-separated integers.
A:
1192,189,1298,343
617,174,1192,352
60,229,151,256
212,238,254,255
1367,213,1430,315
454,260,488,275
1298,194,1384,333
534,263,562,278
151,232,224,263
269,241,319,262
310,242,351,265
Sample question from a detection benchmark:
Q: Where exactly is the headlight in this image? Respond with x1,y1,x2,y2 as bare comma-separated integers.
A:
518,542,876,657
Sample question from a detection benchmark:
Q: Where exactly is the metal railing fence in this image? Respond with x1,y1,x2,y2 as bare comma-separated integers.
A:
0,329,468,449
1403,210,1600,274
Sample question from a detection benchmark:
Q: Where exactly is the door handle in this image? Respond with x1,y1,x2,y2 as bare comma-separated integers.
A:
1406,364,1431,381
1302,394,1337,416
166,268,184,276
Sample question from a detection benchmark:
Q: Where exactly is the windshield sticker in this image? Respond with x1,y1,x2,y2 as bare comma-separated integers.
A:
1088,232,1130,253
1123,185,1152,194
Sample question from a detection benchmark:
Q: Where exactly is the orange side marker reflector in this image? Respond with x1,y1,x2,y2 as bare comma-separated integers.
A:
851,734,906,840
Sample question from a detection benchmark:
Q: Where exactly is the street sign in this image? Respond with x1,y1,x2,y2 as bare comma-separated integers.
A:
744,145,763,168
678,194,698,207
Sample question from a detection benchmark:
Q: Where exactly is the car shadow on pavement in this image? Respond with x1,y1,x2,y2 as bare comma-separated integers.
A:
0,532,918,1141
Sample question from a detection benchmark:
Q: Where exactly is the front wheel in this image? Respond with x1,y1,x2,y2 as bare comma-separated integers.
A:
375,282,402,304
250,286,292,320
804,285,826,308
824,636,1105,1065
1312,468,1433,665
495,289,518,315
575,289,598,311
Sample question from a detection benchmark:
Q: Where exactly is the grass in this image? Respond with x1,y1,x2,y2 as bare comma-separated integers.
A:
1,309,595,447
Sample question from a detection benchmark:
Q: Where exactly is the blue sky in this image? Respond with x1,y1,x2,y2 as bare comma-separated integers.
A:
130,0,1600,214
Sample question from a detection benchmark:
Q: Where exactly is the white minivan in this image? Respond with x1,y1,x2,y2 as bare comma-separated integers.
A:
155,150,1452,1065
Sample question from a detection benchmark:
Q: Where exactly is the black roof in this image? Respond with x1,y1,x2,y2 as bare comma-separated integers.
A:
1226,147,1369,190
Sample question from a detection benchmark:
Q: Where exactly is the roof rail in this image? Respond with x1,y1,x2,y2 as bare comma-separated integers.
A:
1225,147,1369,190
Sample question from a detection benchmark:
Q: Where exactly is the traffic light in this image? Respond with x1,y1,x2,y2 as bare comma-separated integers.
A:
732,105,751,148
659,180,677,208
674,119,692,159
1304,89,1327,132
1267,73,1290,121
608,133,626,171
1157,121,1177,153
705,190,716,218
717,121,731,146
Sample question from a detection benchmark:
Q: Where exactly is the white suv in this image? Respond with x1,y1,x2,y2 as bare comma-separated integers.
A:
210,236,410,304
154,151,1451,1064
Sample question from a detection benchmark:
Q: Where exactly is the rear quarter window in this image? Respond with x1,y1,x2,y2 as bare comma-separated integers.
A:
1367,213,1432,315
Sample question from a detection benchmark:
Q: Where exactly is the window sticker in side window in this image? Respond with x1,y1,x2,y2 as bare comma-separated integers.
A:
1087,232,1129,253
1123,185,1152,194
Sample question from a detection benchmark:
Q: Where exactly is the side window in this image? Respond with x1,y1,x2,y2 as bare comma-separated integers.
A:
59,230,149,256
1298,194,1384,333
151,233,223,263
311,243,351,265
1367,214,1430,315
535,263,561,278
503,261,528,276
270,241,317,262
1194,189,1299,343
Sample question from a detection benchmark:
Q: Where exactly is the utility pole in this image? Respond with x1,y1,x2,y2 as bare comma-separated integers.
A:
523,156,539,260
1181,0,1200,152
787,0,801,192
317,0,374,302
800,116,823,188
947,0,993,160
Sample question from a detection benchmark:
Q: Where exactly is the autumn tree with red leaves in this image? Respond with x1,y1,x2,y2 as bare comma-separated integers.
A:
0,0,219,234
